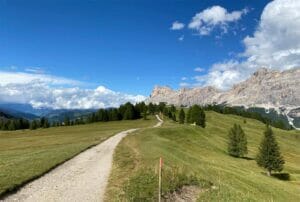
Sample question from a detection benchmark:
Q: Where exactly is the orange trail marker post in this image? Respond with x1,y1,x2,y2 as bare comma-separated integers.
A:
158,157,163,202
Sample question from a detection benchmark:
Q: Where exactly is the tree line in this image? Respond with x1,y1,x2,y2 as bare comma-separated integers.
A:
0,102,157,131
0,118,30,131
177,105,206,128
150,103,206,128
1,102,206,131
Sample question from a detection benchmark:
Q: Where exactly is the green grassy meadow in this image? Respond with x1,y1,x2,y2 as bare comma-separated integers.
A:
0,118,156,196
105,111,300,201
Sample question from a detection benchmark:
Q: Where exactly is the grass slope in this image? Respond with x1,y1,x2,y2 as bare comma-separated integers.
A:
106,111,300,201
0,118,156,197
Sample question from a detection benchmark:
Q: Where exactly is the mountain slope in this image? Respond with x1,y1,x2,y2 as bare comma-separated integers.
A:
0,111,14,121
0,108,39,120
105,112,300,201
148,68,300,128
149,68,300,108
44,109,96,122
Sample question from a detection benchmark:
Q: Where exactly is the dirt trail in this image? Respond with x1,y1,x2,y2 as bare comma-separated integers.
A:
154,114,163,127
3,116,163,202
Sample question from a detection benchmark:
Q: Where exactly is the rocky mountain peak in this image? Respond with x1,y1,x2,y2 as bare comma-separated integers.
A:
148,68,300,109
150,86,174,97
253,67,272,76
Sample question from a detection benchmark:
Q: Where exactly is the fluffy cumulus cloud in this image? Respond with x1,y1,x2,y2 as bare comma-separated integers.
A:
0,71,146,109
170,21,185,30
193,0,300,90
243,0,300,69
194,60,243,90
188,6,248,35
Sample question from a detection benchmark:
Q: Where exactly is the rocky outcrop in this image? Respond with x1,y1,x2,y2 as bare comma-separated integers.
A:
149,86,220,106
217,68,300,108
148,68,300,109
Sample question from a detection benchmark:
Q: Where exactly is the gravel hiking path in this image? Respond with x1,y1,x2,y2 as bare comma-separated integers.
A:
154,114,163,127
3,116,163,202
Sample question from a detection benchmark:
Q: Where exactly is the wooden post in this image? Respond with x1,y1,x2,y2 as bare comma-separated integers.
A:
158,157,162,202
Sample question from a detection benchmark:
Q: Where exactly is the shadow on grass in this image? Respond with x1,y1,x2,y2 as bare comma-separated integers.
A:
272,173,290,181
241,156,255,161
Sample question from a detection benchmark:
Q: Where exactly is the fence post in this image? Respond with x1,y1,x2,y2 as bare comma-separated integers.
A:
158,157,162,202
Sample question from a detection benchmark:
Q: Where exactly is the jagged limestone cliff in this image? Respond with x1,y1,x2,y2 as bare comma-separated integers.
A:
148,68,300,129
149,68,300,109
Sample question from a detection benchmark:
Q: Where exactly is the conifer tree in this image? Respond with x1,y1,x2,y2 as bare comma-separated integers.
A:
43,118,50,128
148,103,155,115
172,113,176,121
179,109,185,124
158,102,166,113
30,120,38,130
256,126,284,176
64,116,70,126
163,107,169,117
8,120,16,131
111,109,120,121
228,124,248,157
199,108,206,128
189,105,206,127
123,104,135,120
170,104,176,113
143,108,148,120
186,107,192,123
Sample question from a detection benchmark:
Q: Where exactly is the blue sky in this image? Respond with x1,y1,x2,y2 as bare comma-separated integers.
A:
0,0,299,109
0,0,270,93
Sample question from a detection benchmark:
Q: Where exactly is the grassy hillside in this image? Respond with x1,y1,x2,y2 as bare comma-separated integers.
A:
0,118,156,197
105,111,300,201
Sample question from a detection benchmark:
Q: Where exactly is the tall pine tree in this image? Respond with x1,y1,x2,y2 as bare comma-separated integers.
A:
256,126,284,176
186,107,192,123
148,103,155,115
123,103,135,120
143,108,148,120
189,105,206,128
179,109,185,124
228,124,248,157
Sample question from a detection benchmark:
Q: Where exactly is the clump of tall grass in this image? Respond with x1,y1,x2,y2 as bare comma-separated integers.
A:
122,166,212,201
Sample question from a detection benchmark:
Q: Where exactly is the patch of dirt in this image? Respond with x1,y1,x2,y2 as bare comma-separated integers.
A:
163,185,204,202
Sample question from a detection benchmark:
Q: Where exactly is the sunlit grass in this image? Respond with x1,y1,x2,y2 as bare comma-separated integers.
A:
106,111,300,201
0,117,156,196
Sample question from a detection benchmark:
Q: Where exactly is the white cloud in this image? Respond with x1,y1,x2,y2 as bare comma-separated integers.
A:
181,77,188,81
192,0,300,90
171,21,185,30
25,67,45,74
194,60,244,90
188,6,248,35
194,67,205,72
178,35,184,41
0,71,146,109
242,0,300,69
179,82,190,87
0,71,81,86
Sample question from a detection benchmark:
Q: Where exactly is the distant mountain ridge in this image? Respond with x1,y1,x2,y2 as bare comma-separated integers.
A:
0,103,95,122
0,107,39,120
0,111,15,120
148,68,300,129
